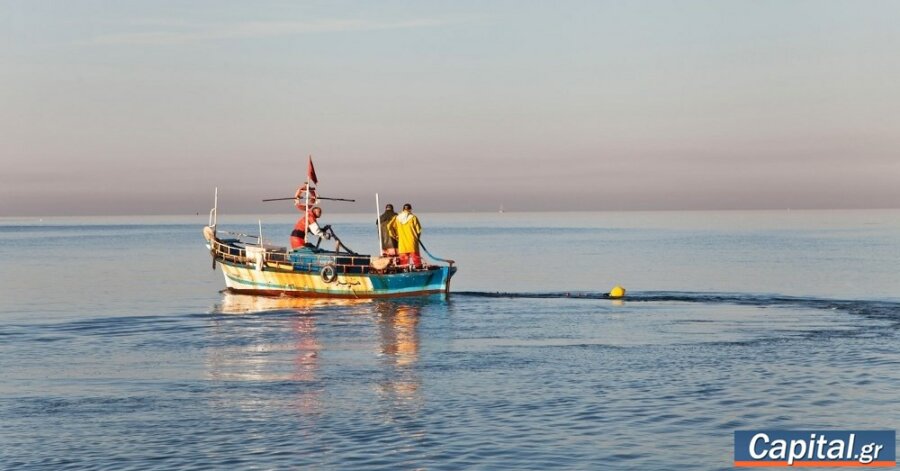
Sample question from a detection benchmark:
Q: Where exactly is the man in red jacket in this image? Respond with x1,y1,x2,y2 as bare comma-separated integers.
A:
291,205,329,249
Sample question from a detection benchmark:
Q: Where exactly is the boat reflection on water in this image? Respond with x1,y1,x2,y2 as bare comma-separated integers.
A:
206,293,435,441
374,299,425,436
213,293,373,314
376,301,421,371
205,294,355,415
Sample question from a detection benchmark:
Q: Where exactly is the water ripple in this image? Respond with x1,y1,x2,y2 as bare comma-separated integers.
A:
2,293,898,469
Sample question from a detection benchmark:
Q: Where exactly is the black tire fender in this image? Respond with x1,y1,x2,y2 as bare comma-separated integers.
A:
320,264,337,283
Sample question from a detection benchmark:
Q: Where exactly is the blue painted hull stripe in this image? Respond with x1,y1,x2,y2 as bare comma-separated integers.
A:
223,270,452,295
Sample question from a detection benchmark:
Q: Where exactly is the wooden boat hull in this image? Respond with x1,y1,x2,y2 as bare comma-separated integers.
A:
219,260,455,298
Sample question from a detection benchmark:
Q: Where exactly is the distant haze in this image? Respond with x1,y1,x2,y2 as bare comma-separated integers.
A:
2,1,899,216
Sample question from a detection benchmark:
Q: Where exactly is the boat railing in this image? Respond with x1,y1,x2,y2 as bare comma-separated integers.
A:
208,236,376,273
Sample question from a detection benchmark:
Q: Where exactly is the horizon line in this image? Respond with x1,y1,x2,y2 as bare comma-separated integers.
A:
3,207,900,220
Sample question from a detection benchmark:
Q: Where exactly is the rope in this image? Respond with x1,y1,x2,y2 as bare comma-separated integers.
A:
387,216,454,266
313,226,358,255
415,235,454,266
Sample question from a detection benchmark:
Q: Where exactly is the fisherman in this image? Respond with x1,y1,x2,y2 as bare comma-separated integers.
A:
378,203,399,256
291,205,329,249
290,184,328,249
389,203,422,268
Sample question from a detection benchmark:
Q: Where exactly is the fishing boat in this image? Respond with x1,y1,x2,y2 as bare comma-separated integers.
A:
202,188,457,299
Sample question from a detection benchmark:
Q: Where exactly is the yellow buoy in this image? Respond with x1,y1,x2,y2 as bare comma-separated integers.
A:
609,285,626,299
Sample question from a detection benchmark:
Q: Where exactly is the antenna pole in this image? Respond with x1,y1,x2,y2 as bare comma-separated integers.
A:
376,193,383,255
304,156,311,245
258,219,263,247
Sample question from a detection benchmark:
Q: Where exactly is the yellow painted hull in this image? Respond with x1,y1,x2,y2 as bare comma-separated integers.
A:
219,261,454,298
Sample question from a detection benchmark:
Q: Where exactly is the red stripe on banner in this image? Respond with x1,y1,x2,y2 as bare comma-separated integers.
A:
735,460,896,467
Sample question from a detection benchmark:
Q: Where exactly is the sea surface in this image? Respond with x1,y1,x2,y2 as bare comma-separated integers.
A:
1,210,898,470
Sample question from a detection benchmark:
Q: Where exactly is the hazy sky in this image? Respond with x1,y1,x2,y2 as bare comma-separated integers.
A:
2,0,899,216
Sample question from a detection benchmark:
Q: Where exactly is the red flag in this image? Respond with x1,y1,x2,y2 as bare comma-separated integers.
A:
307,156,318,184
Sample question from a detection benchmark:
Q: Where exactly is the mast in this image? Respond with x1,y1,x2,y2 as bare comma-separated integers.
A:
376,193,383,255
304,155,311,245
208,187,218,235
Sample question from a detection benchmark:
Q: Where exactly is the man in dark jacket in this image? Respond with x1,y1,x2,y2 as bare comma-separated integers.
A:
378,204,398,256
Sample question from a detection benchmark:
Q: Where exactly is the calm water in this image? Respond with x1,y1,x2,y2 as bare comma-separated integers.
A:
1,210,899,470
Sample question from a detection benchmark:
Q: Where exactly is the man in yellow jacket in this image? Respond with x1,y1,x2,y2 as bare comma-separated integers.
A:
389,203,423,268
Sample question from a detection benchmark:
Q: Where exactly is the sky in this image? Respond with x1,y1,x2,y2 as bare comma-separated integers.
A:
2,0,899,216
